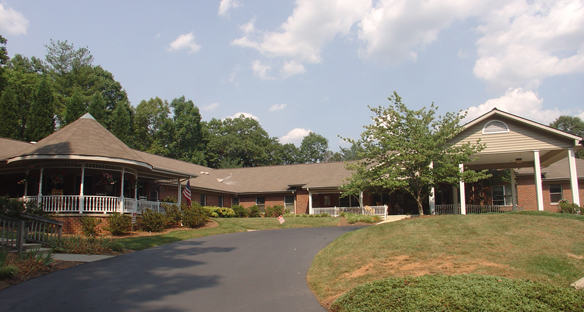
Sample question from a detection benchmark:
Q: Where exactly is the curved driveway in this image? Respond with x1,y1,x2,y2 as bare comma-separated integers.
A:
0,226,363,312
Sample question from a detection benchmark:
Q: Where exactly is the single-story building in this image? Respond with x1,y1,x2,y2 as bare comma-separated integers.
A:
0,109,582,225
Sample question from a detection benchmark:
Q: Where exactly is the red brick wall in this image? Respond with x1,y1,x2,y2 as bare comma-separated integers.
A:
296,190,309,214
517,177,584,212
52,215,118,235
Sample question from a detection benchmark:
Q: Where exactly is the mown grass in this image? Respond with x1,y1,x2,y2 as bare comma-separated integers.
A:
117,217,340,251
308,212,584,308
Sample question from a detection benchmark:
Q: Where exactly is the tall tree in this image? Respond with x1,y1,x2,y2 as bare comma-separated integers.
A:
133,97,171,152
88,92,107,125
342,92,490,215
169,96,207,165
1,60,40,139
63,90,86,125
111,101,133,144
0,86,20,139
277,143,301,165
328,141,365,162
26,76,55,141
299,132,329,163
550,115,584,158
0,35,10,94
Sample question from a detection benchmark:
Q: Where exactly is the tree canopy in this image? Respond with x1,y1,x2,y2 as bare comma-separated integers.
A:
342,92,490,215
550,115,584,158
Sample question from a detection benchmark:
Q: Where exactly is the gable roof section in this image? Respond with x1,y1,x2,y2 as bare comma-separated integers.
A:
0,137,32,160
7,113,152,169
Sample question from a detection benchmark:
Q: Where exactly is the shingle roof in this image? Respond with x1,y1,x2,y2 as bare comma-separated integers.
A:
0,137,32,160
8,113,149,167
515,157,584,179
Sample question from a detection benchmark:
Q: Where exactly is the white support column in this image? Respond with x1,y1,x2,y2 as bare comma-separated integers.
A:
429,161,435,215
120,167,125,213
510,169,517,211
568,148,581,206
459,164,466,215
134,173,139,203
177,179,182,207
308,190,313,215
452,185,458,214
38,168,44,204
533,150,544,211
79,164,85,213
23,170,29,200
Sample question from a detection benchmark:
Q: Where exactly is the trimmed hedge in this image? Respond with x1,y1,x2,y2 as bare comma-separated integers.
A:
204,207,236,218
331,274,584,312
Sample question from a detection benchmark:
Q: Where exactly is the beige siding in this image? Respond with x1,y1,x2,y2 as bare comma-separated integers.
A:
450,116,574,154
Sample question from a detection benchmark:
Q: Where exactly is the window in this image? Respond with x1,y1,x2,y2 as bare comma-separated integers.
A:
256,197,265,212
324,195,331,206
285,195,294,213
482,120,509,134
200,194,206,206
218,196,224,208
492,185,513,206
550,184,562,204
232,197,240,206
340,194,360,207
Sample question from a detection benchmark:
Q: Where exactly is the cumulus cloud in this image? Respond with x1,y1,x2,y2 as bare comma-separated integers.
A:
473,0,584,90
280,128,312,144
464,88,566,124
252,60,273,80
281,60,306,77
269,104,287,111
218,0,241,17
202,102,220,111
226,112,259,120
167,32,201,53
0,4,28,35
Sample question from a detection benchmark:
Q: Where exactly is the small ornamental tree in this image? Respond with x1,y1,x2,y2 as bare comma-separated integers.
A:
342,92,491,215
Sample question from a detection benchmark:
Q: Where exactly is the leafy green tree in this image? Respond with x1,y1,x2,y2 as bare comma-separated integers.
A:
550,116,584,158
342,92,490,215
205,115,281,168
169,96,207,165
0,35,10,94
26,76,55,141
0,86,20,139
88,92,107,125
328,141,365,162
63,90,86,125
277,143,301,165
111,101,133,144
0,62,40,139
133,97,171,152
299,132,329,163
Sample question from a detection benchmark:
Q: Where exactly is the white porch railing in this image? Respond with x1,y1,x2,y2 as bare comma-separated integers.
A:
312,205,388,218
41,195,80,213
435,204,523,215
23,196,176,214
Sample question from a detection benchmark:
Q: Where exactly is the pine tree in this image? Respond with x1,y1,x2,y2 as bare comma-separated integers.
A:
111,101,132,144
63,90,85,125
0,86,21,139
88,92,107,125
26,76,55,141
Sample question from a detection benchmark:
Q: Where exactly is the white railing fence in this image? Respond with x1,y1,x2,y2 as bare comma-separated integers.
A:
312,205,388,218
435,204,523,215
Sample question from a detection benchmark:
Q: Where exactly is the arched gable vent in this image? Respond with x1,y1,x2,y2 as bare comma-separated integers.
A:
482,120,509,134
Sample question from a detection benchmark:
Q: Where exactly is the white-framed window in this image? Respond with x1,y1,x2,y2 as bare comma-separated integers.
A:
482,120,510,134
549,184,562,204
492,185,513,206
284,195,294,213
218,195,224,208
200,194,206,206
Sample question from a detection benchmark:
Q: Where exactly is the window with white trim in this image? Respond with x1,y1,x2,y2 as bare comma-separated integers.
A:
200,194,206,206
549,184,562,204
218,195,224,208
256,197,265,212
284,196,294,213
482,120,509,134
492,185,513,206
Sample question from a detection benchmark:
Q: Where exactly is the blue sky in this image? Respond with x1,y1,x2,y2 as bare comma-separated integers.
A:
1,0,583,150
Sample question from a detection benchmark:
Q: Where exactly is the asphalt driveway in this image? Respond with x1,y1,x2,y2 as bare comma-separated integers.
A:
0,226,363,312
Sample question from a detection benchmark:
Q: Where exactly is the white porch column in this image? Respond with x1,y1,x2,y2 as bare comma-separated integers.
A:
120,167,125,213
308,190,313,214
452,185,458,214
429,161,435,215
23,170,29,199
510,169,517,211
79,163,85,213
568,148,580,206
38,168,44,204
533,150,544,211
177,179,182,206
459,164,466,215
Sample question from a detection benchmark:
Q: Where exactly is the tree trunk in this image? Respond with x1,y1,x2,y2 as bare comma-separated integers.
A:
416,195,425,216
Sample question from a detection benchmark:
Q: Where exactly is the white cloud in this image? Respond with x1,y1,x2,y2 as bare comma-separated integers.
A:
464,88,565,124
473,0,584,90
280,128,312,144
281,60,306,77
167,32,201,53
270,104,287,111
218,0,242,17
252,60,273,80
202,102,220,111
226,112,259,120
0,4,28,35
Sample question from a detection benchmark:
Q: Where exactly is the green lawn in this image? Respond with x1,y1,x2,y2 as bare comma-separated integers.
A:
308,212,584,308
117,216,340,251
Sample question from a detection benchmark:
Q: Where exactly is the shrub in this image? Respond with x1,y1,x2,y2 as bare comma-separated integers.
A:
0,196,25,218
345,213,378,224
182,204,208,228
558,199,581,214
141,208,169,232
104,213,131,236
331,274,584,312
232,205,249,218
319,213,331,217
265,205,285,218
80,216,101,237
249,205,260,218
0,265,19,279
52,236,124,254
203,207,236,218
161,196,177,203
163,203,182,226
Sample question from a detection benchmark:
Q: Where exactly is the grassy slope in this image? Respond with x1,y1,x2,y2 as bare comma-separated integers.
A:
117,217,340,250
308,212,584,304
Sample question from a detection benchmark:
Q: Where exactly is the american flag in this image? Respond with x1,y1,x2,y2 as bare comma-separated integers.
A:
183,180,191,206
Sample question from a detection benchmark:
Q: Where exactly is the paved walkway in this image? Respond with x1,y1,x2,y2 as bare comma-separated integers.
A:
52,253,115,262
0,226,363,312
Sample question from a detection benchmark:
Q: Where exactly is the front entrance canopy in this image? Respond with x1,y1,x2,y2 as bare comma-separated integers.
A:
445,108,582,212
